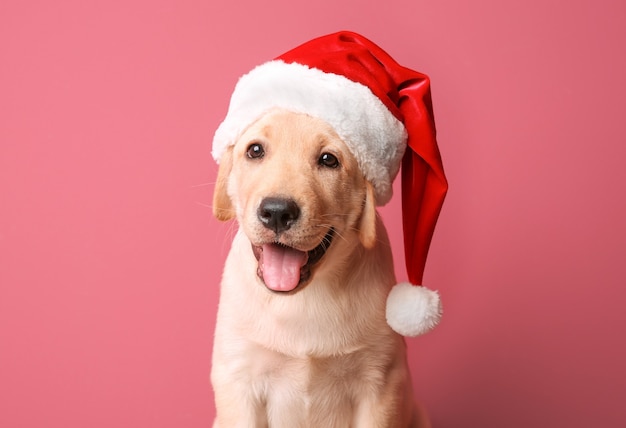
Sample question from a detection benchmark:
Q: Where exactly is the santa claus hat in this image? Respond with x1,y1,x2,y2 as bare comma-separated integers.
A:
212,31,448,336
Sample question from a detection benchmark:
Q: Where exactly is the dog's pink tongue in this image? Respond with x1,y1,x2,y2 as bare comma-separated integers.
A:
261,244,307,292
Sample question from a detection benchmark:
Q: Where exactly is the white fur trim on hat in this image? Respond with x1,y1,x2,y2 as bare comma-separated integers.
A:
386,282,442,336
211,60,407,205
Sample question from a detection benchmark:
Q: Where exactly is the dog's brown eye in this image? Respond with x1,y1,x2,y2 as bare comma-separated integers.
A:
246,143,264,159
319,153,339,168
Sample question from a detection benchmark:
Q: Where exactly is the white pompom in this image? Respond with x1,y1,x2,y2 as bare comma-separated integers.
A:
386,282,442,336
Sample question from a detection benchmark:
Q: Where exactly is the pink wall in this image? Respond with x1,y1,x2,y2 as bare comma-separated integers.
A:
1,0,625,426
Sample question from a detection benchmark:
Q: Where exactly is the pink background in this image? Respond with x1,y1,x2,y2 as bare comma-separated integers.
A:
1,0,625,426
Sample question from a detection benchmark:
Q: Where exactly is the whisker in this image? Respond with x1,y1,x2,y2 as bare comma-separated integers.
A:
195,201,213,209
319,213,352,218
332,229,349,245
190,182,217,188
195,201,236,218
225,220,239,241
315,222,349,245
344,224,387,246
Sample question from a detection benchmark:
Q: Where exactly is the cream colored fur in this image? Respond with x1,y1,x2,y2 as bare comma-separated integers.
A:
211,110,430,427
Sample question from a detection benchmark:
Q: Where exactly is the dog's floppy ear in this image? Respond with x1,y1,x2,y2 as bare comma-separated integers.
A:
212,147,235,221
359,181,377,249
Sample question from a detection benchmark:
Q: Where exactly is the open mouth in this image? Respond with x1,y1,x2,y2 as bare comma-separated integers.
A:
251,228,334,293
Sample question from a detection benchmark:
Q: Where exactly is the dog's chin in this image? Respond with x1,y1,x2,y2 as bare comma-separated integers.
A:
251,228,335,295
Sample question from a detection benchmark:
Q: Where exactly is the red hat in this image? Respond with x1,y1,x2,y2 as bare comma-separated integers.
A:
212,31,448,336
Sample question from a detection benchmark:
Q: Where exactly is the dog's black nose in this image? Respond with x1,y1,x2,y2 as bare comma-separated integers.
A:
257,197,300,233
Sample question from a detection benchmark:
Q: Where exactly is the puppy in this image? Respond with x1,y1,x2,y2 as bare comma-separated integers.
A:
211,109,431,427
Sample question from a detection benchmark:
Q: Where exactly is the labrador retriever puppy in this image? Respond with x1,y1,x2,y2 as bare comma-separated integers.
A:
211,108,431,428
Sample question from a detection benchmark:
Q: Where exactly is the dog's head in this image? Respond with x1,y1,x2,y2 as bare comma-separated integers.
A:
213,109,377,293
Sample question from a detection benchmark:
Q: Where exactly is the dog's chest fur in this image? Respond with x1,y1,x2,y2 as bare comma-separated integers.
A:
260,349,370,422
215,335,407,427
